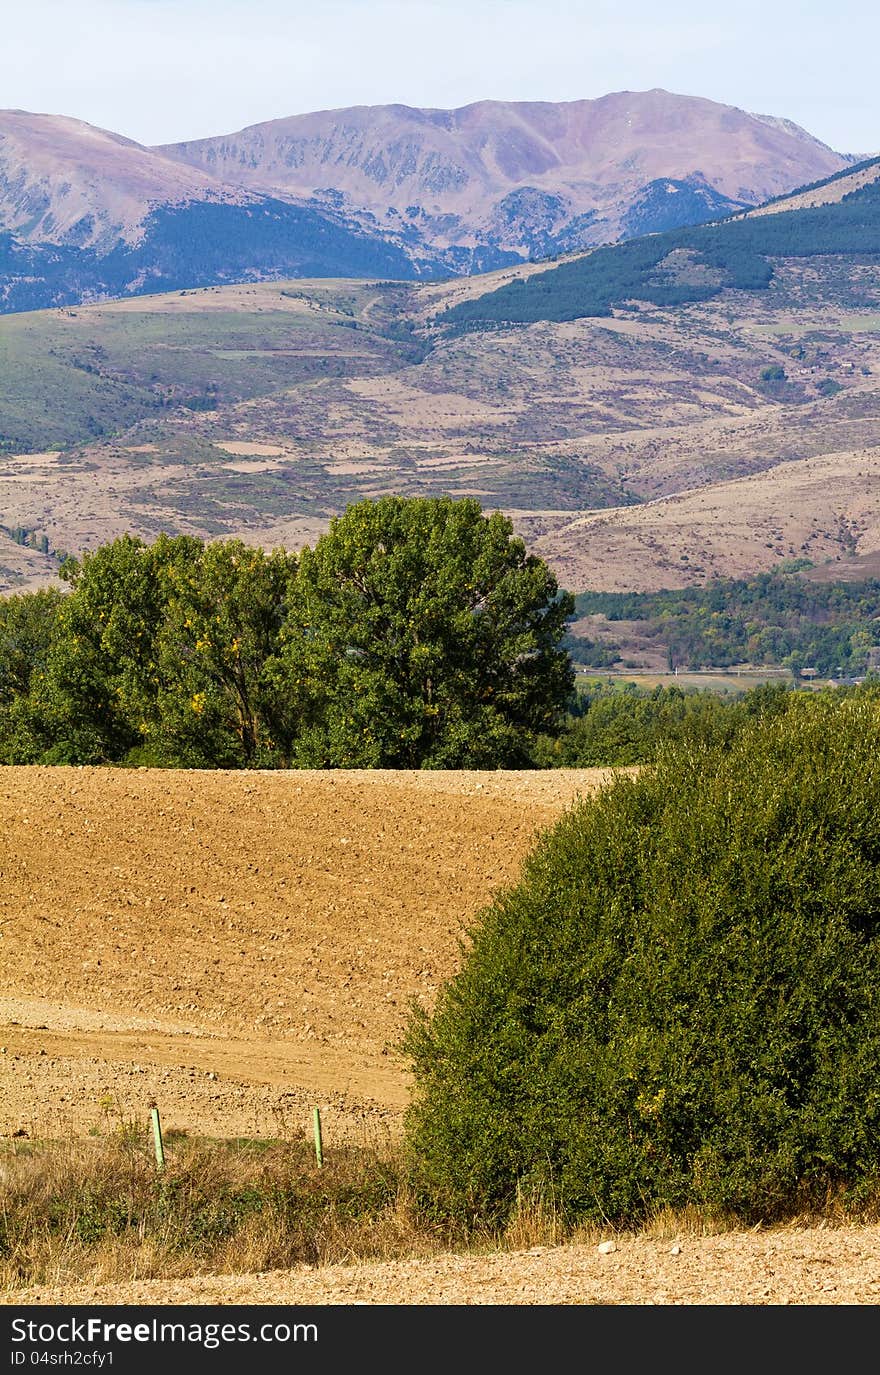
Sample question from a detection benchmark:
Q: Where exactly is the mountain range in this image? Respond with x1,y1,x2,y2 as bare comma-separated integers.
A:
2,152,879,602
0,89,859,310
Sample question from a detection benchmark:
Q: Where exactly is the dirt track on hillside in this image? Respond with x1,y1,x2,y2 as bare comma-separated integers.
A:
3,765,879,1306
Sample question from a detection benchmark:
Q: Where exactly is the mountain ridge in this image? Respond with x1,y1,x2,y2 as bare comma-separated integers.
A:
0,89,858,312
0,109,245,250
157,88,854,258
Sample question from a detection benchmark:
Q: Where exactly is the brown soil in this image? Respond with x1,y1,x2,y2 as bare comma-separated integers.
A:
1,767,612,1141
2,765,878,1306
6,1224,880,1306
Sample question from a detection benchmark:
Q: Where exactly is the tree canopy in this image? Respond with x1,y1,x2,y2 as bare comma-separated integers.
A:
0,497,574,769
279,496,574,767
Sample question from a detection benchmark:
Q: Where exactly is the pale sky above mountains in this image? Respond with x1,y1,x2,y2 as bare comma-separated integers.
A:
3,0,876,156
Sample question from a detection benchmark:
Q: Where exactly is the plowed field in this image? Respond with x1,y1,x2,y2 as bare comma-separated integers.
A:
1,766,614,1145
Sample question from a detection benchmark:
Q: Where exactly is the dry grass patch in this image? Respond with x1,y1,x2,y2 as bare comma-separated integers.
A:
0,1125,447,1292
3,1127,878,1295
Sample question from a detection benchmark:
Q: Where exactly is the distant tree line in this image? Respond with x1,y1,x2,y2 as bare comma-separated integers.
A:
570,569,880,677
7,501,879,772
532,679,802,767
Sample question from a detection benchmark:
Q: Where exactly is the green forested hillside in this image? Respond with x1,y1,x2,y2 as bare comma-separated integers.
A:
442,162,880,328
0,199,427,316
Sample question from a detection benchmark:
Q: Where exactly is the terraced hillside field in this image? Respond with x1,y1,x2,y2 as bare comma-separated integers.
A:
2,765,879,1306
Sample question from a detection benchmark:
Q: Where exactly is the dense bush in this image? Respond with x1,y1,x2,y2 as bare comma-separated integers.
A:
402,689,880,1229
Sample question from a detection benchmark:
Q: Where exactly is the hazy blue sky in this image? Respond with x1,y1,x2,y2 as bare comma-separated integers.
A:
3,0,877,154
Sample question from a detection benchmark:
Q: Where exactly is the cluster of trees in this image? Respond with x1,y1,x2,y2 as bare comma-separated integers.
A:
117,201,417,292
0,497,574,770
571,569,880,677
442,164,880,328
0,231,97,315
8,499,878,773
4,525,54,556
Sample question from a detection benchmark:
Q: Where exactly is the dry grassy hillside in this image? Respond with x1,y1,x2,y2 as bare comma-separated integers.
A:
749,156,880,217
533,442,880,592
3,252,879,596
0,110,235,247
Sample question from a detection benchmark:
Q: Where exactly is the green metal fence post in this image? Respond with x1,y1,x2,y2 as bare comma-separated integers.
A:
313,1106,324,1168
151,1106,166,1170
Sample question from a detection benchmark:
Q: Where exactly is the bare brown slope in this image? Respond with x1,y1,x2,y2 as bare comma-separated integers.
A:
532,444,880,593
157,89,850,253
0,110,244,248
749,154,880,217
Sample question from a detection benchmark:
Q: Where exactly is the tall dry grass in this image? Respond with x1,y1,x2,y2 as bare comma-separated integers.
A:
0,1122,447,1291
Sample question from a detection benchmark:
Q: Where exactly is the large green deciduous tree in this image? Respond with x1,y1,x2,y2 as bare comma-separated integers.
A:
0,587,63,705
40,534,202,763
278,496,574,767
36,534,298,766
152,540,299,766
0,587,65,763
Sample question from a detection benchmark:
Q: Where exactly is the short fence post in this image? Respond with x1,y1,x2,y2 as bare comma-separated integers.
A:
313,1106,324,1168
151,1106,166,1170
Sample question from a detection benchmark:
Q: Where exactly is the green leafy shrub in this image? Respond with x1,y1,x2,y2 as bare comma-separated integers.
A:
401,689,880,1230
816,377,844,397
